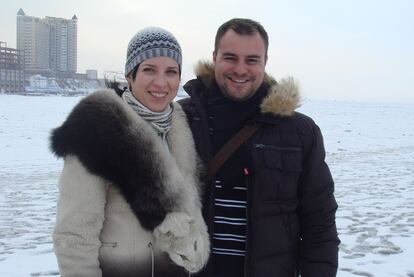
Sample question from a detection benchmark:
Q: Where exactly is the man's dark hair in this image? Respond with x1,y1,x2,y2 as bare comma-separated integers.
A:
214,18,269,55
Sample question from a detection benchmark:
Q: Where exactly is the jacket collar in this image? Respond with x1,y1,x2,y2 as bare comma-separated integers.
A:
189,61,301,117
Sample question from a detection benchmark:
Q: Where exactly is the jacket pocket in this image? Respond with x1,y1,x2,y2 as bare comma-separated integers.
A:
255,144,302,171
282,213,300,249
101,242,118,248
254,144,303,201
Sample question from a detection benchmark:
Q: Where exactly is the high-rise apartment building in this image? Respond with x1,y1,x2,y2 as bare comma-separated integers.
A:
16,9,77,75
45,15,77,73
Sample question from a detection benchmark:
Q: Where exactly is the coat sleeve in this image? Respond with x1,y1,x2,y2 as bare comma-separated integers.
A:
53,155,107,277
297,120,340,277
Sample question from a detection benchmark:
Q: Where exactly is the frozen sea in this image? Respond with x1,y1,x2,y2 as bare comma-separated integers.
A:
0,94,413,276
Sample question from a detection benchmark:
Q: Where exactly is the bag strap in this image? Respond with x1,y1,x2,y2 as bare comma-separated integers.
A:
207,123,262,182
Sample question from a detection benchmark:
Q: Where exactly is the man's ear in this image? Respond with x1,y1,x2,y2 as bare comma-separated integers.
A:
213,51,217,63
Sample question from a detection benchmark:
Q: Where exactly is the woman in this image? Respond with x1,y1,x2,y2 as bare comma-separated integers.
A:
50,27,209,277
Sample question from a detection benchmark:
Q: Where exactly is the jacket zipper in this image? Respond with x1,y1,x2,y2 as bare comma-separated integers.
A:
206,178,216,276
254,143,301,152
244,168,251,277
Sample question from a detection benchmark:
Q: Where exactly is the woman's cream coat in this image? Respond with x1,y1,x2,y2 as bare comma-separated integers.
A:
52,90,209,277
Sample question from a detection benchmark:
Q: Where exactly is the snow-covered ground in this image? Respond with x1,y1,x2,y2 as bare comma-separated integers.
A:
300,99,414,277
0,94,413,276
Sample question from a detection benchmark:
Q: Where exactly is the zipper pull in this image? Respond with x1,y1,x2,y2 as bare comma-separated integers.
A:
254,143,265,149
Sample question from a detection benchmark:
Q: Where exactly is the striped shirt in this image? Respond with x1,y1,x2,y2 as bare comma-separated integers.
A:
212,179,247,260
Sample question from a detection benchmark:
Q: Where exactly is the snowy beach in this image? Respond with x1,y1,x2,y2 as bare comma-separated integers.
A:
0,94,413,276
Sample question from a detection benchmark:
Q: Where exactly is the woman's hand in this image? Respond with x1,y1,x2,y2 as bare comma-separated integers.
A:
153,212,209,273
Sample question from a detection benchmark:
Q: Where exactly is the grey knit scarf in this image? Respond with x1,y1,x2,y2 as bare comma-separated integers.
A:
122,89,173,145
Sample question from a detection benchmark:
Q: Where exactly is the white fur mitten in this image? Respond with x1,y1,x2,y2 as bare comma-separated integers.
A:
154,212,210,273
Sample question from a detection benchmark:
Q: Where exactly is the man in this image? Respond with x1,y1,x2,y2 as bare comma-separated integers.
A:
179,18,340,277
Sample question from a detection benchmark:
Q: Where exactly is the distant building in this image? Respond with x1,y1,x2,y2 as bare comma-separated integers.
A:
86,69,98,80
45,15,77,74
16,8,77,75
0,41,25,93
16,9,49,72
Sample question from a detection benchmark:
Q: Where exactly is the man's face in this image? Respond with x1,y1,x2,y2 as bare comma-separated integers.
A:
213,29,267,101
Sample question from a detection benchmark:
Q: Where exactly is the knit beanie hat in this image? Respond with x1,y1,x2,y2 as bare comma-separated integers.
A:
125,27,182,77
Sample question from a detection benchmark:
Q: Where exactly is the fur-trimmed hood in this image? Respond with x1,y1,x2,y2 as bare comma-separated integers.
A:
192,61,301,116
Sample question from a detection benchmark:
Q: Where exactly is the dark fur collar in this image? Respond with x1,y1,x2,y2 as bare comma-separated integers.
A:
50,89,193,230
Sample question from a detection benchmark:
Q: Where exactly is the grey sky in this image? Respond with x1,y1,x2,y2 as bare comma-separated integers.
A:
1,0,413,101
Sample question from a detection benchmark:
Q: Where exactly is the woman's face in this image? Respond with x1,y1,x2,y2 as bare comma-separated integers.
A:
127,56,180,112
